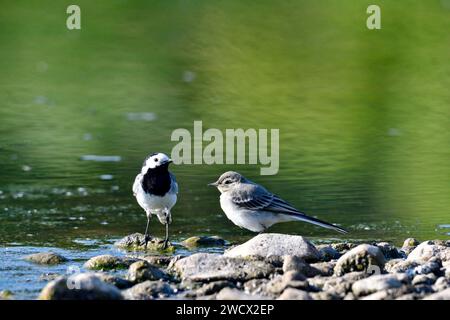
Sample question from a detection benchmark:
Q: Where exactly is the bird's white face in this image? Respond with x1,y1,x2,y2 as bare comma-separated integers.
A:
141,153,172,174
209,171,243,194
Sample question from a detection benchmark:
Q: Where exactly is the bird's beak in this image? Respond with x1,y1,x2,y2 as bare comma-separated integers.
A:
208,181,218,187
161,158,173,165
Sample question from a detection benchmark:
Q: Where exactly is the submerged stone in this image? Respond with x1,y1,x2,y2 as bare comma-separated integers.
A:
182,236,226,248
114,233,175,252
24,252,67,265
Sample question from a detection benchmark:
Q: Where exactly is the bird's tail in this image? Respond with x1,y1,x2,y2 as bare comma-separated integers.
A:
289,214,348,234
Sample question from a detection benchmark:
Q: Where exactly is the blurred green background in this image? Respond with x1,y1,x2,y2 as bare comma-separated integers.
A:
0,0,449,247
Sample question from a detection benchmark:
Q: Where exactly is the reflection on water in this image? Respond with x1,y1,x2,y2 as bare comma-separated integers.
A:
0,0,449,297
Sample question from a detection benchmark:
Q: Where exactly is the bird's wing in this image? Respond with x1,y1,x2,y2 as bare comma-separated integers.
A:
230,184,302,215
230,183,348,234
169,172,178,194
132,174,143,197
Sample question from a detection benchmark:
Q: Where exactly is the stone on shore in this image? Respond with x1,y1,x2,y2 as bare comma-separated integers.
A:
83,255,135,270
38,273,123,300
334,244,386,276
114,233,175,252
423,287,450,300
224,233,320,262
127,260,168,283
277,288,312,300
216,287,267,300
407,241,450,263
24,252,67,265
122,280,174,300
182,236,226,248
172,253,274,282
352,274,407,297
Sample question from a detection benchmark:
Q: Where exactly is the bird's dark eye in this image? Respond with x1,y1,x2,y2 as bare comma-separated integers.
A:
224,179,232,184
154,158,158,162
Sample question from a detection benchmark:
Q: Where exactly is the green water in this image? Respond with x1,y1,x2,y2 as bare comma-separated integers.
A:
1,1,450,298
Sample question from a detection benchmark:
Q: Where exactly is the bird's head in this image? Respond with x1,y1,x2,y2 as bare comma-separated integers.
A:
208,171,246,193
141,152,172,174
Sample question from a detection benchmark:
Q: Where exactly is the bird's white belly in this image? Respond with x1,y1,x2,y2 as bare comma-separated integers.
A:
136,191,177,215
220,194,287,232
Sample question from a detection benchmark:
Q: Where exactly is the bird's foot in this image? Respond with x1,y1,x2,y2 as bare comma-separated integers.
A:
141,234,152,248
162,239,169,250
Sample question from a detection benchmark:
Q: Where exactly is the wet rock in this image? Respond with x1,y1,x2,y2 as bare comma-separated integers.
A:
334,244,385,276
127,260,168,283
352,274,407,297
216,287,267,300
114,233,175,252
39,273,60,282
224,233,320,262
310,291,341,300
122,280,174,300
172,253,274,282
0,290,13,300
317,245,341,261
24,252,67,265
182,236,226,248
376,242,404,259
83,255,135,270
277,288,312,300
38,274,123,300
424,288,450,300
141,255,174,267
407,241,449,263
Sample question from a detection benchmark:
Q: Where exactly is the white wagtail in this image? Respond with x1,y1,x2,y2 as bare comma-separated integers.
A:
133,152,178,249
209,171,348,234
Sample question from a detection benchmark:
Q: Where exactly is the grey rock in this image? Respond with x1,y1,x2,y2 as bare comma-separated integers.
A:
182,236,226,248
94,273,133,289
24,252,67,265
265,273,310,295
322,272,368,297
282,256,324,277
412,258,442,275
407,241,449,263
122,280,174,300
385,259,418,273
216,287,267,300
277,288,312,300
376,242,403,259
38,274,123,300
424,287,450,300
127,260,167,283
243,279,271,297
352,274,407,297
330,243,358,254
310,291,341,300
172,253,274,282
114,233,175,252
224,233,320,262
83,255,135,270
412,274,436,286
334,244,386,276
317,245,341,261
401,238,419,255
189,281,236,297
141,255,174,267
433,277,449,292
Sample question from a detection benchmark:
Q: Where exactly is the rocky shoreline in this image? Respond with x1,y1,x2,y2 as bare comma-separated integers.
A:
17,233,450,300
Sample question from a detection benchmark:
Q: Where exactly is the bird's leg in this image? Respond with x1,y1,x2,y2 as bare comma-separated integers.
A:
162,209,170,249
143,214,151,248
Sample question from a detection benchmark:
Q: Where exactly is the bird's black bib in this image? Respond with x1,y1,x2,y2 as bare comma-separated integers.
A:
142,166,172,197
